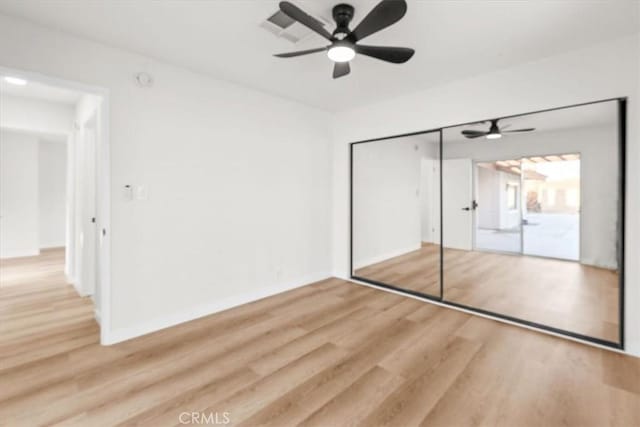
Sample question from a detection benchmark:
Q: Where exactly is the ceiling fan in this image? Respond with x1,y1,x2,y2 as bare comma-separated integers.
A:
461,119,536,140
273,0,415,79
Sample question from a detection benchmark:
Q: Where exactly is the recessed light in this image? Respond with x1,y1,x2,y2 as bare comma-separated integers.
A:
4,76,27,86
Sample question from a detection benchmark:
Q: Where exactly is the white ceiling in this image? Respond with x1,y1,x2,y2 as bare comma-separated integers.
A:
0,0,637,111
0,78,82,105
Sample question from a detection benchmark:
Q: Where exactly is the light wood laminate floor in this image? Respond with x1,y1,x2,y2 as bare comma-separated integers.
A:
355,243,619,342
1,249,638,426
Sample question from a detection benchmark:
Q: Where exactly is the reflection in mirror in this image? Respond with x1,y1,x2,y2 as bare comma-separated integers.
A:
352,131,441,297
442,101,620,343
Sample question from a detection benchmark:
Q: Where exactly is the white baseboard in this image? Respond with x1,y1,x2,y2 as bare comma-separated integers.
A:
580,257,618,271
353,244,421,270
0,249,40,259
102,271,331,345
332,271,350,280
72,280,87,297
40,243,65,250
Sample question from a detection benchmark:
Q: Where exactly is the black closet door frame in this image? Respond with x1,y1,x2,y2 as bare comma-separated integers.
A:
349,97,626,350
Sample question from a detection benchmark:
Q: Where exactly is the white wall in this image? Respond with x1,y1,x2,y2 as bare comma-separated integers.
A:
0,131,67,257
353,135,437,268
477,166,502,230
38,140,67,248
0,129,39,258
0,14,333,342
420,157,439,243
332,35,640,355
444,125,619,269
0,94,74,136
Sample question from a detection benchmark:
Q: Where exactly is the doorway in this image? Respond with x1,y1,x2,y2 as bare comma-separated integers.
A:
0,66,110,343
522,155,580,261
473,154,581,262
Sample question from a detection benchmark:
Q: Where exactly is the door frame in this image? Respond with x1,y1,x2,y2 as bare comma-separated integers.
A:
0,65,112,346
470,152,583,263
349,97,626,351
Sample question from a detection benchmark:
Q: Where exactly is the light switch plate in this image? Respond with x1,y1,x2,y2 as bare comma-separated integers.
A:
123,185,133,201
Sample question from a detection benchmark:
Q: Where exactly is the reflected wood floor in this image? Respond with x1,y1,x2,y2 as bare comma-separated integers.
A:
1,250,639,426
355,243,619,342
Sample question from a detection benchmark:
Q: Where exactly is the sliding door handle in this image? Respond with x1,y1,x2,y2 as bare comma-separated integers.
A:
461,207,471,211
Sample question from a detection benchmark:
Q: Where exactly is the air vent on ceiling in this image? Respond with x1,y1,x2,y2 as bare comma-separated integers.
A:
267,10,295,29
260,9,329,44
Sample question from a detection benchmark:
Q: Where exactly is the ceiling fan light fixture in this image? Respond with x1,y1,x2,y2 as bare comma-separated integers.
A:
485,120,502,139
4,76,27,86
327,45,355,62
274,1,413,78
462,118,535,140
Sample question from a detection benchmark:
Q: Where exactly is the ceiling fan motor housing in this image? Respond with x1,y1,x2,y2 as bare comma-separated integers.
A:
332,4,354,39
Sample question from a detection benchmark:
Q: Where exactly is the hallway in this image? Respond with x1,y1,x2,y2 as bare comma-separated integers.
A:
0,248,98,372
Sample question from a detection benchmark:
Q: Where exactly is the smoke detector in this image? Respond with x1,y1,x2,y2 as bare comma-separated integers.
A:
134,72,153,88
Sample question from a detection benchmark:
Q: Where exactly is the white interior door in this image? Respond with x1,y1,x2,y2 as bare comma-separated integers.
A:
80,117,97,296
442,158,473,250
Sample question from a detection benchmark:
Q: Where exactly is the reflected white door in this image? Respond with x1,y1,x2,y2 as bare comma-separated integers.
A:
442,158,473,250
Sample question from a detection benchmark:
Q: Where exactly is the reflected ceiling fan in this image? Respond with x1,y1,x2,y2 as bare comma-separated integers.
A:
461,119,536,140
273,0,415,79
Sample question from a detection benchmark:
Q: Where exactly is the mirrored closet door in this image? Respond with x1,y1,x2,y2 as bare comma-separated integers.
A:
351,98,625,348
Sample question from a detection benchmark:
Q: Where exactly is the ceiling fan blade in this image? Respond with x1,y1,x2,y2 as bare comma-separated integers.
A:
461,130,488,139
355,45,414,63
333,62,350,79
503,128,536,133
350,0,407,42
279,2,334,41
274,47,327,58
